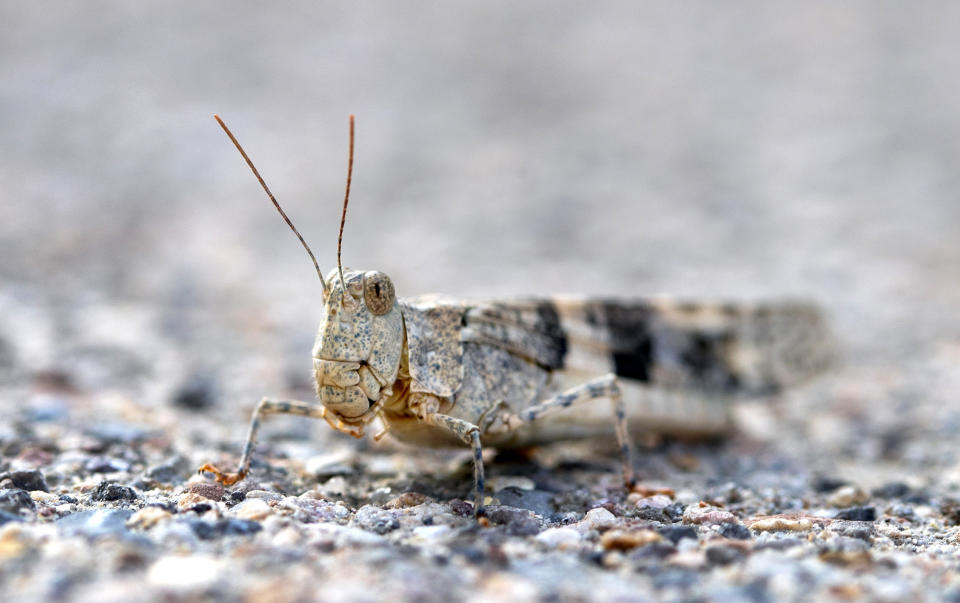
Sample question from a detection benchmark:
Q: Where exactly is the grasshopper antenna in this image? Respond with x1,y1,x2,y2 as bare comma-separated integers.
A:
337,114,355,293
214,114,328,295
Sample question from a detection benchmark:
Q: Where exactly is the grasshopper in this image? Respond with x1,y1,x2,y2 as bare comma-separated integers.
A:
199,115,832,516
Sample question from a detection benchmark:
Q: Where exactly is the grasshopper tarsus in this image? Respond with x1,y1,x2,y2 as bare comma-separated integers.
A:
197,463,245,486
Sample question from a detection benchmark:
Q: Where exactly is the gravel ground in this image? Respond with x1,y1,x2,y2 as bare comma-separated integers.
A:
2,2,960,602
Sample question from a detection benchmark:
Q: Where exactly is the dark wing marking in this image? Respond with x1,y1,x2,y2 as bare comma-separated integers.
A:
556,298,833,395
462,300,568,370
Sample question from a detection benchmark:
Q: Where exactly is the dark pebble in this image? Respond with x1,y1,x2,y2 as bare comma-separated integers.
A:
5,469,48,492
57,509,133,537
839,525,873,541
663,502,685,522
754,537,804,551
812,476,848,493
890,504,914,519
229,490,247,504
58,494,78,504
635,505,667,522
483,506,540,536
450,499,474,516
582,550,605,566
84,456,131,473
820,535,869,554
657,525,698,544
495,486,555,517
93,482,138,502
187,518,262,540
0,510,24,525
0,488,36,514
942,499,960,525
872,482,911,499
639,502,685,523
145,500,177,513
145,456,191,484
835,506,876,521
652,568,699,590
172,373,217,411
451,545,486,564
629,541,678,561
706,544,747,566
720,523,752,540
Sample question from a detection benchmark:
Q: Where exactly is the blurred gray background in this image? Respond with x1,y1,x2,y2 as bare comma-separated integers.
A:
1,1,958,404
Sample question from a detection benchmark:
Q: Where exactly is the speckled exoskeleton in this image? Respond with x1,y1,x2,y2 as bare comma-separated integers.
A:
199,115,833,515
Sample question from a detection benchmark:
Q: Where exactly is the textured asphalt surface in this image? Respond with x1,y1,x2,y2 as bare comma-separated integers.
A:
2,2,960,601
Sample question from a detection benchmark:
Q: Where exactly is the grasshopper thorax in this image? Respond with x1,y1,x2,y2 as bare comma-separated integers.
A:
312,268,404,421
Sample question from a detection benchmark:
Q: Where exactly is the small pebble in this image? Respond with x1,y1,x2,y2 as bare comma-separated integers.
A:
383,492,430,509
245,490,283,502
233,498,273,521
657,525,698,544
705,543,748,565
127,506,173,529
0,489,35,514
487,476,535,491
682,504,738,526
171,373,216,411
749,517,813,532
835,507,877,522
601,529,663,550
57,509,133,537
5,470,48,492
177,493,212,512
147,554,225,591
187,481,224,501
84,456,131,473
720,523,752,540
411,525,452,542
536,527,582,548
828,486,868,508
581,507,616,530
93,482,138,502
872,482,912,500
484,506,540,536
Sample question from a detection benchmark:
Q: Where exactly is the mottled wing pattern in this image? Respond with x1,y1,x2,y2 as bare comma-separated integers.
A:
465,297,832,396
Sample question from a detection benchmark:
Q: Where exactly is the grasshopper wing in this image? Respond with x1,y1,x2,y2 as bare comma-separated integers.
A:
463,297,832,396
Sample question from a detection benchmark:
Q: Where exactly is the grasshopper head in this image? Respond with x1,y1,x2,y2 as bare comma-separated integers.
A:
214,114,400,424
312,268,404,421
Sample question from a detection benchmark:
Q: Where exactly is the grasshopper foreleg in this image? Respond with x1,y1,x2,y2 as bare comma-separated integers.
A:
199,397,353,486
519,374,635,488
423,412,486,516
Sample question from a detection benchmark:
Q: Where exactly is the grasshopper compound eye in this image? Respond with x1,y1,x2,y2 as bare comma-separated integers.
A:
363,271,395,315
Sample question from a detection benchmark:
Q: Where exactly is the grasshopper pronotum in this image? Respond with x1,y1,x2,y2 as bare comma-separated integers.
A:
199,116,832,516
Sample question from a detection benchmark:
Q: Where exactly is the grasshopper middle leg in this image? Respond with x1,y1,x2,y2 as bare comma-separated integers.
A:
199,397,347,486
518,373,635,488
423,413,486,516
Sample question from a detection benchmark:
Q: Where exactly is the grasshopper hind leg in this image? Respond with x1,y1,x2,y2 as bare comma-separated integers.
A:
199,397,347,486
519,374,635,488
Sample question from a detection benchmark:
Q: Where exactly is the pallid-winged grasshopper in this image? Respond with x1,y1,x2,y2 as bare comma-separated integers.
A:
200,115,832,515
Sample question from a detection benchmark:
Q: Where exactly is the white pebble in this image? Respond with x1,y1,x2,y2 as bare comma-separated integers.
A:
582,507,616,530
148,555,225,591
536,527,582,548
412,525,452,541
234,498,273,520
